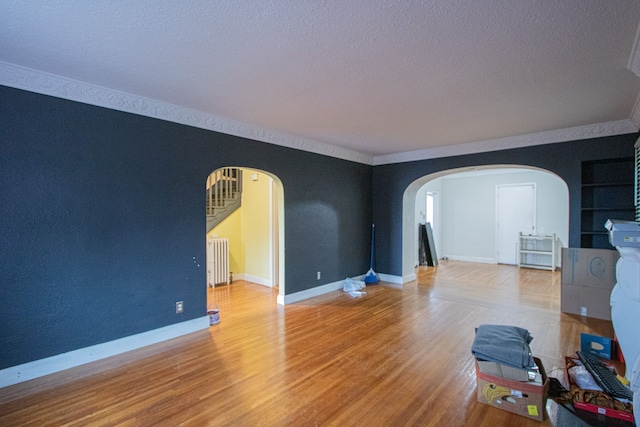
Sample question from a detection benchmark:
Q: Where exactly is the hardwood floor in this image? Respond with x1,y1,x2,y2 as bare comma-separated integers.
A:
0,261,616,426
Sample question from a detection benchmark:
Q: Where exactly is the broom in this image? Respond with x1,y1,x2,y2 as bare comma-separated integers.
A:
364,224,378,284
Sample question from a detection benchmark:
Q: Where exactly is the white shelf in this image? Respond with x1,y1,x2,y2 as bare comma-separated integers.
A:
518,233,556,271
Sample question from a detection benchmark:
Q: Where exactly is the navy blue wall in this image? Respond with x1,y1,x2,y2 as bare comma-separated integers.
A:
371,134,638,277
0,86,372,369
2,83,637,370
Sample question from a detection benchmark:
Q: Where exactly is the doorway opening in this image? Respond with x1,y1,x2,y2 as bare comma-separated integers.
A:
205,167,285,303
402,165,569,282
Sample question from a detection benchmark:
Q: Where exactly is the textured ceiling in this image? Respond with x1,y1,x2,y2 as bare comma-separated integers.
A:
2,1,640,163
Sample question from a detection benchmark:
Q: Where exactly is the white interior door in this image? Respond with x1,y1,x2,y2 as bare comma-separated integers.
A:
496,184,535,265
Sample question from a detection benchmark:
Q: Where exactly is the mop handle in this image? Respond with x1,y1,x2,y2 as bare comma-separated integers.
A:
370,224,375,268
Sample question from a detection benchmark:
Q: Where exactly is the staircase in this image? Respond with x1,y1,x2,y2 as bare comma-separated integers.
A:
206,168,243,232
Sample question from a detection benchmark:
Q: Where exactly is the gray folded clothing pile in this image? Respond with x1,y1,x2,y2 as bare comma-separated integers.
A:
471,324,536,370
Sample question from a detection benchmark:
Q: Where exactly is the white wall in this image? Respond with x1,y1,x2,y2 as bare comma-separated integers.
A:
420,169,568,265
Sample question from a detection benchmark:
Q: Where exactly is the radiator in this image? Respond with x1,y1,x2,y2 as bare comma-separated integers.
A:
207,237,229,286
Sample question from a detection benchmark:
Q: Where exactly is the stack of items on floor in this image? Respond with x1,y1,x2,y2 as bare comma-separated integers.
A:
343,278,366,297
471,324,549,421
554,333,634,423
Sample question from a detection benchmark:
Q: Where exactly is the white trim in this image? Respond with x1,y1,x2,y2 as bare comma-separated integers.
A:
445,255,497,264
278,274,404,304
277,274,366,305
0,61,372,165
379,273,407,284
236,273,272,288
277,278,347,305
0,316,210,388
402,273,416,283
0,61,637,167
373,120,638,165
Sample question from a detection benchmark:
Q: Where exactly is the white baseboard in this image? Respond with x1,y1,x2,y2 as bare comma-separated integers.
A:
445,255,497,264
403,273,416,283
236,273,272,288
276,272,410,305
278,278,347,304
378,273,406,284
0,316,210,389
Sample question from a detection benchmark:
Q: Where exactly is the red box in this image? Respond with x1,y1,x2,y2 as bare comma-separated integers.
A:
565,357,634,423
476,357,549,421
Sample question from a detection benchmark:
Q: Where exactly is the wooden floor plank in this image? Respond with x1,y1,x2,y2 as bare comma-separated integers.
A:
0,261,616,426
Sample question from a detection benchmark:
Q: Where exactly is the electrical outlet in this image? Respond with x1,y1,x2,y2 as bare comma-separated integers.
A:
580,306,587,316
317,271,321,280
176,301,184,314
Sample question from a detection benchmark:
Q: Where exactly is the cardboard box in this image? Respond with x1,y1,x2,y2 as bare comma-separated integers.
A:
560,248,619,320
561,284,614,320
565,357,634,423
476,360,537,382
580,333,614,360
561,248,618,288
476,357,549,421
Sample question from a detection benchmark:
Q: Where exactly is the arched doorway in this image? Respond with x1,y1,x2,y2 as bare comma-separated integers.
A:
205,167,285,302
402,165,569,280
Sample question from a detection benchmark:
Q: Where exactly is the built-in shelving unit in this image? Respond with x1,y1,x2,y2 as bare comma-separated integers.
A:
518,233,556,271
580,158,634,249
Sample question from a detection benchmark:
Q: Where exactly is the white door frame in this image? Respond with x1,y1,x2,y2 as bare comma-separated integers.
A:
270,179,279,288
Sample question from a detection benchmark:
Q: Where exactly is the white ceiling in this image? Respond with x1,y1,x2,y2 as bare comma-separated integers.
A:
2,1,640,165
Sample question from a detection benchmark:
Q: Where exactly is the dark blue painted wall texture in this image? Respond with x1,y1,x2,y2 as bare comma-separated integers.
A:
1,84,637,370
0,86,372,368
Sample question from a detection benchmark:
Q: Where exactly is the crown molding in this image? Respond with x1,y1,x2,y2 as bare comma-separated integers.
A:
1,61,637,167
373,120,638,165
0,61,373,165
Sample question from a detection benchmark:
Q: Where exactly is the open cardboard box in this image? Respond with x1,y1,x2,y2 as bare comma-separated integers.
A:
476,357,549,421
564,357,634,423
476,359,538,382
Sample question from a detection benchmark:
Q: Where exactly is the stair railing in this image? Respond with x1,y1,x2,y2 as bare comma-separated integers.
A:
206,168,242,215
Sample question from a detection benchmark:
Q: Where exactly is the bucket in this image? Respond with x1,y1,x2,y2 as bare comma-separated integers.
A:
207,304,220,325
